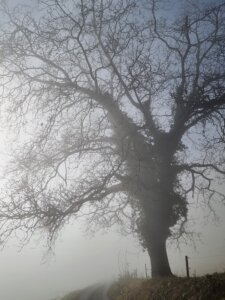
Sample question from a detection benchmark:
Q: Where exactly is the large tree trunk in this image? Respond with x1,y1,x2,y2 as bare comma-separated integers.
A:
147,233,173,277
125,134,176,277
138,194,174,277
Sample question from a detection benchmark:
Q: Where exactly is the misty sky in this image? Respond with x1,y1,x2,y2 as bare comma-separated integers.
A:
0,1,224,300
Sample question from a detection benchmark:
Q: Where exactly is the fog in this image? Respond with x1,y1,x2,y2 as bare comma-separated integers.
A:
0,136,224,299
0,204,224,300
0,1,224,300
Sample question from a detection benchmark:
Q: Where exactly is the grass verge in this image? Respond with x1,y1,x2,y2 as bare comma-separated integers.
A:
108,272,225,300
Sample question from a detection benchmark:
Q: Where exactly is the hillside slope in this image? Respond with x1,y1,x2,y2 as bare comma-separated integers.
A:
59,273,225,300
108,273,225,300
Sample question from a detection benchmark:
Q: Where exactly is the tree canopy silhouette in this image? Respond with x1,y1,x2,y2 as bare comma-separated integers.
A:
0,0,224,277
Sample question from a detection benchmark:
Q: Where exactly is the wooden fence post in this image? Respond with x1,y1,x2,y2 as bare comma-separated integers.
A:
145,264,148,278
185,255,190,278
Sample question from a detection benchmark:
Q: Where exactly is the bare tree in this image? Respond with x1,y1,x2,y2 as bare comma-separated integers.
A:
0,0,224,277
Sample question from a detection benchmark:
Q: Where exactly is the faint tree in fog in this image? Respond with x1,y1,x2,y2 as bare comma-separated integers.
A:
0,0,225,277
